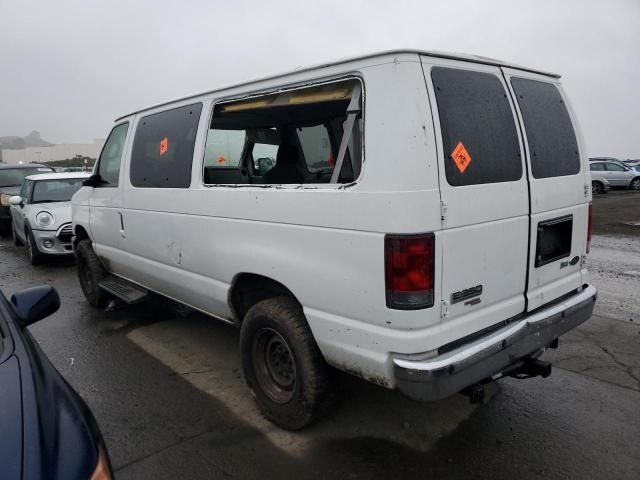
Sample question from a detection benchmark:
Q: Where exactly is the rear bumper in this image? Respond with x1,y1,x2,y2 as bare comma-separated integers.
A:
393,284,597,401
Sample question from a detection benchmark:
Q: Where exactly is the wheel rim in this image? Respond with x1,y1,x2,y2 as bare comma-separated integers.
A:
252,328,296,404
592,183,601,195
632,179,640,190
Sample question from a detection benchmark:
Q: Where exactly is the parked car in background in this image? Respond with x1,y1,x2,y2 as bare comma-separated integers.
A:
0,286,112,480
9,172,89,265
0,164,54,236
589,160,640,190
73,50,596,429
589,171,611,195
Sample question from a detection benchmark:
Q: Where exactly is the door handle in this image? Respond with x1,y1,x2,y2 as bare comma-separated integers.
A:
118,212,125,238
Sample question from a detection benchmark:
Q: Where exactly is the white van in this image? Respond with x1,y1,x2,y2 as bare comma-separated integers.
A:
72,50,596,429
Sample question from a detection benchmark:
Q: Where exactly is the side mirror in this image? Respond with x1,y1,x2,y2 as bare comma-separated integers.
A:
10,286,60,328
82,174,102,187
9,196,22,206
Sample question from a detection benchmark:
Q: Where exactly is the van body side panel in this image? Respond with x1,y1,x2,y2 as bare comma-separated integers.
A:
113,58,444,385
503,68,589,311
421,58,529,343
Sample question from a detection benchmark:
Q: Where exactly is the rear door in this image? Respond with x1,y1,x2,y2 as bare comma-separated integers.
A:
503,69,589,311
421,58,529,343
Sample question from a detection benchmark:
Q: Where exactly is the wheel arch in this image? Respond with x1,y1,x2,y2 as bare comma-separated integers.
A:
228,273,301,323
72,224,90,250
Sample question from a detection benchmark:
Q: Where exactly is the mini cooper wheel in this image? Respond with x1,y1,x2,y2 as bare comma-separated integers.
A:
26,228,43,266
75,239,108,308
591,181,603,195
630,177,640,190
12,222,23,246
240,296,332,430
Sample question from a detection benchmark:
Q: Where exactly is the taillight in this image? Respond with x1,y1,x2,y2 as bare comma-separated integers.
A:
586,202,593,253
385,233,435,309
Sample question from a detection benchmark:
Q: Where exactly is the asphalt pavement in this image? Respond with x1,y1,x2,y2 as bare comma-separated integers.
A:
0,190,638,479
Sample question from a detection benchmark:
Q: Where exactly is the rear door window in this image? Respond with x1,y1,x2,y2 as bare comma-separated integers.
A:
605,162,625,172
510,78,580,179
130,103,202,188
431,67,522,186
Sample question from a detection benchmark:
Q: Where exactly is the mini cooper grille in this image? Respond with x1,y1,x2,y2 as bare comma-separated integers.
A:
56,223,73,243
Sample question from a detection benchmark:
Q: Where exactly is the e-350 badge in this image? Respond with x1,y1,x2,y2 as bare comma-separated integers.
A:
451,284,483,305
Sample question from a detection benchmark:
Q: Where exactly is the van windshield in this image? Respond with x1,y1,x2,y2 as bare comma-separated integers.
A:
31,178,85,203
0,168,51,187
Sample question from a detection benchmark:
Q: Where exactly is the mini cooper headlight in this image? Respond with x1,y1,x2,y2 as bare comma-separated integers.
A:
35,211,55,227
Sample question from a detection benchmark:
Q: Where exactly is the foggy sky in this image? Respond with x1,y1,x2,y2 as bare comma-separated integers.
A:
0,0,638,158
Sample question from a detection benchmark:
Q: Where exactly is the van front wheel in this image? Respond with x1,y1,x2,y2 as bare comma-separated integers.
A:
75,239,108,308
240,296,332,430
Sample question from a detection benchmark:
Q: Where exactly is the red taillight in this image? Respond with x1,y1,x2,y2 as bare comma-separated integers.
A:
586,202,593,253
385,233,435,309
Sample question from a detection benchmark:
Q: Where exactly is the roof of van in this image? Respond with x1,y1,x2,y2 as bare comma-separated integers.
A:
116,49,560,121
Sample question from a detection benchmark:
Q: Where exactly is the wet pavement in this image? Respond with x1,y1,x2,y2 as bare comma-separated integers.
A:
0,190,638,479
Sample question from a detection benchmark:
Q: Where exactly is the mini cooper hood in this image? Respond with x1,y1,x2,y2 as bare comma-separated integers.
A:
28,201,72,229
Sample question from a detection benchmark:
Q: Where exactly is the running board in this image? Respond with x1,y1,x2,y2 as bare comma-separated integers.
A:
98,276,149,304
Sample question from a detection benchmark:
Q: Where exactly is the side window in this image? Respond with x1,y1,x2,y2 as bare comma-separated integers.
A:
204,129,246,168
510,78,580,179
590,163,604,171
297,125,333,173
605,162,625,172
97,122,129,187
130,103,203,188
203,79,362,185
431,67,522,186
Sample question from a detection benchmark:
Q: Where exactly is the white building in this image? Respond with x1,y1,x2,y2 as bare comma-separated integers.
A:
0,139,105,165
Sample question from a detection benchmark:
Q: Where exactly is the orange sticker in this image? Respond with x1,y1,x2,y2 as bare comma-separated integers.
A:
450,141,471,174
217,156,227,164
159,137,168,156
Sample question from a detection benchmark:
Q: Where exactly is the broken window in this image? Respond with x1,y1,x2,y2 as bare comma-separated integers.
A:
203,79,362,185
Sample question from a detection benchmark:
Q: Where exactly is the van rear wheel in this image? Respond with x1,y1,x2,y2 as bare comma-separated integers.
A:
75,239,108,308
240,296,332,430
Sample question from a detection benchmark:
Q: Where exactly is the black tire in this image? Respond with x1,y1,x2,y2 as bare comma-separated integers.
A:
12,222,23,246
630,177,640,190
75,239,108,308
591,181,603,195
0,222,10,237
25,227,44,266
240,296,332,430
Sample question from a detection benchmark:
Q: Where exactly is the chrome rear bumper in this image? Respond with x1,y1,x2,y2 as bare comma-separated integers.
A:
393,284,597,401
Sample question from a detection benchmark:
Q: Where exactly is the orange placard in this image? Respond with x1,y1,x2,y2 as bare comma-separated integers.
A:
217,156,227,165
159,137,169,156
450,141,471,174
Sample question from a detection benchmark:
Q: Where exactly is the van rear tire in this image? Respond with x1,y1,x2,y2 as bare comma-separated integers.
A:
240,296,332,430
75,239,108,308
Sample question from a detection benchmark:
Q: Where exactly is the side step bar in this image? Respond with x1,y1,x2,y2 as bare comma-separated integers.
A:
98,275,149,304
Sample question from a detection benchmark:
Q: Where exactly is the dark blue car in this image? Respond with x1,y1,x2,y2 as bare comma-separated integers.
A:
0,286,112,480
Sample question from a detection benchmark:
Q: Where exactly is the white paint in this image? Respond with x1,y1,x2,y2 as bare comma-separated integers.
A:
73,51,594,392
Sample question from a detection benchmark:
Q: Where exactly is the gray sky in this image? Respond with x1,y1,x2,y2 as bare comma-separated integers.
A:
1,0,638,157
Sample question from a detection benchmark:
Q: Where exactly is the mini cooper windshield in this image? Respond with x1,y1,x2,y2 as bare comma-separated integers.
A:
31,178,85,204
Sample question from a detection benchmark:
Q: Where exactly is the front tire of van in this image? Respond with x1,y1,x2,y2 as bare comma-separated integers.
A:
240,296,332,430
75,239,108,308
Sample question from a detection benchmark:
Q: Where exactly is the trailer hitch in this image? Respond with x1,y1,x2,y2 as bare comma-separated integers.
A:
509,358,552,380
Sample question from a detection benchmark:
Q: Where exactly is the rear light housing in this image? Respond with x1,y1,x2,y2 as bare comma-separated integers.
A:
385,233,435,310
586,202,593,253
